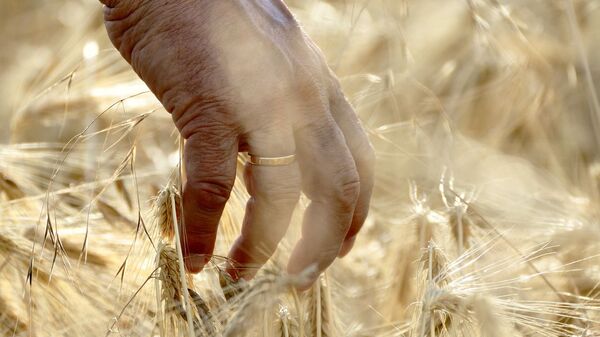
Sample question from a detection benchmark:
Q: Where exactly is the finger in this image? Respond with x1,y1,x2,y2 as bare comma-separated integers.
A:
182,128,238,273
287,116,360,288
328,82,376,257
228,162,301,280
227,127,301,280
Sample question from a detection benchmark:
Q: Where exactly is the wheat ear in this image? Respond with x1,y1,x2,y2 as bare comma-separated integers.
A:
306,274,340,337
170,192,195,337
276,305,300,337
154,185,180,242
155,245,165,337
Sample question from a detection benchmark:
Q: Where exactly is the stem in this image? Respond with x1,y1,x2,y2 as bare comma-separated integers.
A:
456,207,464,255
428,244,433,283
171,193,195,337
323,273,335,334
283,318,290,337
155,250,165,337
316,280,322,337
292,288,305,337
429,244,435,337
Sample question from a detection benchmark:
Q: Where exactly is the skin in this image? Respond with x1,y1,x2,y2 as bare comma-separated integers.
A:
99,0,375,288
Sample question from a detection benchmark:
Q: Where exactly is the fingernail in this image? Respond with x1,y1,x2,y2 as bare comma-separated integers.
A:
338,236,357,258
185,254,209,273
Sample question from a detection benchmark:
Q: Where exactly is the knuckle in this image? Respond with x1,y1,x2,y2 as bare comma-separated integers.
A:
332,169,361,211
357,139,376,173
171,96,231,139
125,33,153,67
327,74,345,100
104,3,182,65
185,180,232,211
103,2,148,57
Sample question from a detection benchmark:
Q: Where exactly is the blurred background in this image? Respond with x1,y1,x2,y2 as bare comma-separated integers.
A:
2,1,600,336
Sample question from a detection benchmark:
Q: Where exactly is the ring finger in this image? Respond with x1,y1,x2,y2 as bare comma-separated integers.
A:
227,126,301,280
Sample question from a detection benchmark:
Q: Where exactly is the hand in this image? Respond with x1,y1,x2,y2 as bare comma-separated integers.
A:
100,0,374,287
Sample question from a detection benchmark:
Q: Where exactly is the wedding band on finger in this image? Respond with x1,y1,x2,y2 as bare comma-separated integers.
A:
248,153,296,166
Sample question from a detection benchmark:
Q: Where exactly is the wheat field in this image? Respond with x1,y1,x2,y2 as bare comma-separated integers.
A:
1,0,600,336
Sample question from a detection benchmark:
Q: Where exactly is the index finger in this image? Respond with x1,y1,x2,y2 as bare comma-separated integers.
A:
181,129,238,273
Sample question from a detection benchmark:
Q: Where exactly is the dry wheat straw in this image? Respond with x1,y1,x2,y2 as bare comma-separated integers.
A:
420,242,448,286
5,1,600,336
152,182,194,337
306,274,340,337
154,185,181,242
276,305,300,337
0,233,19,256
222,275,280,337
158,245,199,336
468,295,509,337
414,241,462,337
170,191,195,337
0,172,25,200
97,199,135,228
114,179,133,210
219,269,247,302
418,288,468,337
189,288,218,336
0,298,27,336
158,245,186,311
222,270,313,337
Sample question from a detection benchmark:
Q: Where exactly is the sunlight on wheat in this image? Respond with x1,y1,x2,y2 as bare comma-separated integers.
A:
1,0,600,336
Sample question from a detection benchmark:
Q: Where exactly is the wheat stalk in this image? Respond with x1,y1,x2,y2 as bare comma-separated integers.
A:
170,191,195,337
306,274,341,337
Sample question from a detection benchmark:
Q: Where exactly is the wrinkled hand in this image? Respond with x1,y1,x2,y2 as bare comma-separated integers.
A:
100,0,374,286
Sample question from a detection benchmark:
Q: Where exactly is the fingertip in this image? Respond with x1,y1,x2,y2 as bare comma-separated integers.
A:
287,239,332,290
287,259,319,291
182,234,217,273
227,238,261,281
184,254,210,273
222,256,242,281
295,274,319,292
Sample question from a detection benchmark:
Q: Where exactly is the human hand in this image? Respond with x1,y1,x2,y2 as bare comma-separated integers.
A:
100,0,374,287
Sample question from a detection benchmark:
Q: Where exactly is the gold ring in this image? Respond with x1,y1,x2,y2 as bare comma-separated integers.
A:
248,154,296,166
